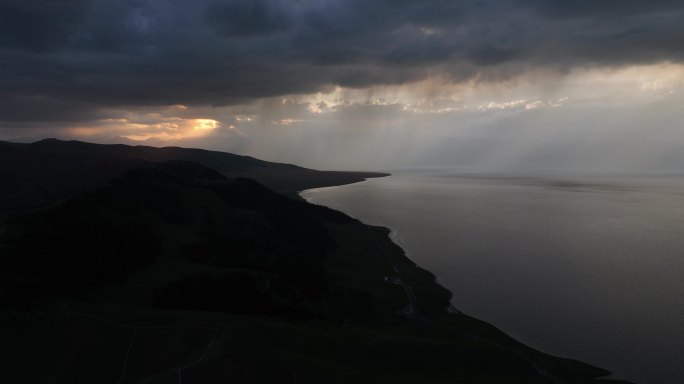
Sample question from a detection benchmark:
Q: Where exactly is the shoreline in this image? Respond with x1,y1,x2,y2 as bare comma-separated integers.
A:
299,175,627,384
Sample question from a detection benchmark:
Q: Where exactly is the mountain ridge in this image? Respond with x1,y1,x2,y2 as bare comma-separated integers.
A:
0,138,387,216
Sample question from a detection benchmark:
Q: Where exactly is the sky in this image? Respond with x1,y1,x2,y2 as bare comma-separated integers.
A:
1,0,684,173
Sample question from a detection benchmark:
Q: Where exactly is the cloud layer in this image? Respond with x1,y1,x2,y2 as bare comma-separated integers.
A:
1,0,683,125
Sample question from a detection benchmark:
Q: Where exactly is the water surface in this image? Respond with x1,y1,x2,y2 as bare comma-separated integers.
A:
302,172,684,384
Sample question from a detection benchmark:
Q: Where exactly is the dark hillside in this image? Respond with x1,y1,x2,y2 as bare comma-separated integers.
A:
0,139,387,215
0,161,361,319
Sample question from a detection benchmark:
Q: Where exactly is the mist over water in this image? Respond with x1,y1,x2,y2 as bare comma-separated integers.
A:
302,172,684,384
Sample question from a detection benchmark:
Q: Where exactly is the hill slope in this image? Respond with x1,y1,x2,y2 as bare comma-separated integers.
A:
0,139,386,215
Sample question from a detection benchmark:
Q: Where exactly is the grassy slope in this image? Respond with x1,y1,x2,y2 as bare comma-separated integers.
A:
1,219,622,383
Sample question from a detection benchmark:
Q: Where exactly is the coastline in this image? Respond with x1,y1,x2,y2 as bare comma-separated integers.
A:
0,139,634,382
299,175,630,384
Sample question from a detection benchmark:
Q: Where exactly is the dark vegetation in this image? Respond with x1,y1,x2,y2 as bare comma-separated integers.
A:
0,159,363,319
0,194,159,307
154,272,314,318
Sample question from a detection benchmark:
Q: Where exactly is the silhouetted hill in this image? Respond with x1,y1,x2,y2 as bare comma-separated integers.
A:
1,161,356,318
0,138,387,216
27,138,282,170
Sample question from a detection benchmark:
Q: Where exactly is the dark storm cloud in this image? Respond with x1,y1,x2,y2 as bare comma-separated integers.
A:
205,0,297,37
0,0,87,51
1,0,683,124
526,0,682,19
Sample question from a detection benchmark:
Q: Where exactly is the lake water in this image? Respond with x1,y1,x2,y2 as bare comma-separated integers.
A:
301,172,684,384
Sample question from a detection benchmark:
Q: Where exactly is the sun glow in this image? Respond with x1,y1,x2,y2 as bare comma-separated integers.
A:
192,119,220,131
120,118,220,141
64,115,221,143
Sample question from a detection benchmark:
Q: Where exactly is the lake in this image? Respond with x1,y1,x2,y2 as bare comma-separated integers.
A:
301,172,684,384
